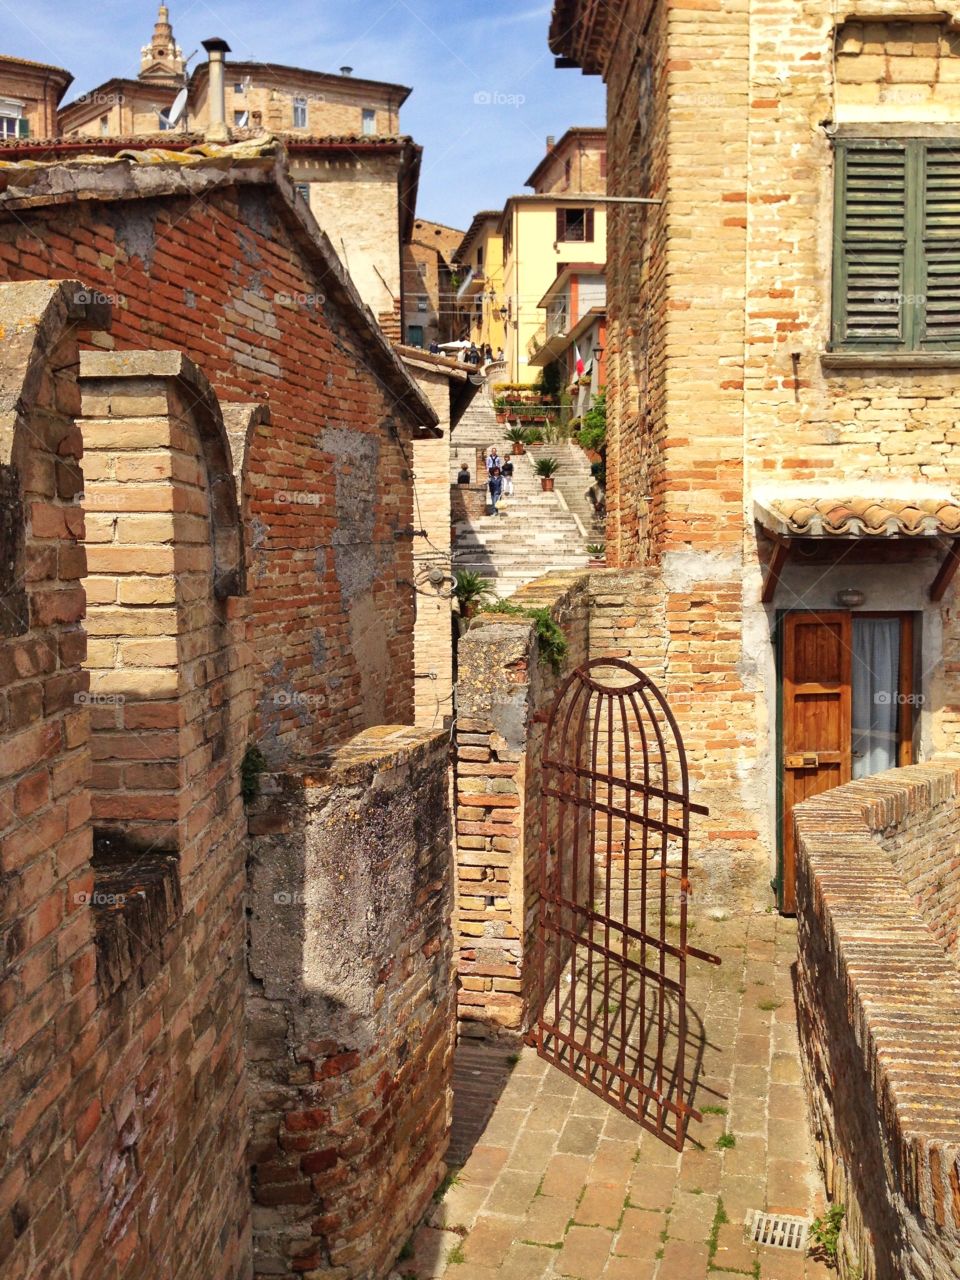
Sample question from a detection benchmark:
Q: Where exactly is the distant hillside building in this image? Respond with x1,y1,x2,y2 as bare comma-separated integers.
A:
0,53,72,140
51,5,418,336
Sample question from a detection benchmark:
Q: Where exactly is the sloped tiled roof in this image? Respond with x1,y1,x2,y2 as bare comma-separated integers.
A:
754,495,960,538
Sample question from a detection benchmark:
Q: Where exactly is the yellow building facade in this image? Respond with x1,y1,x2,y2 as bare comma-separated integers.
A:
454,212,506,355
501,196,607,384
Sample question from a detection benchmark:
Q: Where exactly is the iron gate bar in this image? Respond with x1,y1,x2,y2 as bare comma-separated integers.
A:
540,785,690,841
540,1021,703,1124
543,760,709,817
534,658,719,1150
544,892,716,974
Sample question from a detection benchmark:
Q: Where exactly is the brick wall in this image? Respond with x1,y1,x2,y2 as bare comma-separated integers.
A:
795,764,960,1279
0,281,252,1280
245,726,454,1278
0,152,428,765
454,573,592,1038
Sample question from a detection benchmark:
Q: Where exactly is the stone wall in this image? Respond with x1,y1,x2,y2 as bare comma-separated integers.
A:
0,149,430,764
245,726,454,1278
454,573,591,1038
795,763,960,1279
0,281,252,1280
453,564,755,1040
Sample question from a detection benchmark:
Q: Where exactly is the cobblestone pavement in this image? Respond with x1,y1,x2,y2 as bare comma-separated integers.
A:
399,915,834,1280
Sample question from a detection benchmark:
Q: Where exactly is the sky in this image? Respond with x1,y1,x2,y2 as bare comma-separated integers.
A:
10,0,606,231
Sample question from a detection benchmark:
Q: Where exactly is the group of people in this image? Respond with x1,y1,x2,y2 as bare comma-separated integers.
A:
485,445,514,516
455,445,514,515
428,339,504,366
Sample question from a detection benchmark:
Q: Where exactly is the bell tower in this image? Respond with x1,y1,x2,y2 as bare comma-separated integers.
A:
140,4,185,82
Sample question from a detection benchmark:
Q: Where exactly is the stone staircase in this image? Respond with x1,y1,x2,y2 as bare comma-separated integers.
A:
525,441,605,542
450,393,591,599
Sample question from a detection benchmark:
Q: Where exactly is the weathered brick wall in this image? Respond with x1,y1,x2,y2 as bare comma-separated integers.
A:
0,154,426,766
0,282,252,1280
795,763,960,1279
454,573,591,1038
401,353,459,730
245,726,454,1278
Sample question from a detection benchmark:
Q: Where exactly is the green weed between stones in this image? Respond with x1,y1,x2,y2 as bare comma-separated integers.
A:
447,1242,466,1265
701,1104,728,1116
809,1204,845,1261
240,745,266,803
715,1132,736,1150
707,1197,729,1263
481,600,568,673
433,1167,461,1202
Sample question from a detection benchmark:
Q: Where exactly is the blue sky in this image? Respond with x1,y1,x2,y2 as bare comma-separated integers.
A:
11,0,606,231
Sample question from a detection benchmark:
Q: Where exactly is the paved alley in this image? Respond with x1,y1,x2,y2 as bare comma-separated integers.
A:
400,915,833,1280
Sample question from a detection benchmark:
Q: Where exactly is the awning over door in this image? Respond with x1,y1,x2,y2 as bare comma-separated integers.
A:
754,493,960,602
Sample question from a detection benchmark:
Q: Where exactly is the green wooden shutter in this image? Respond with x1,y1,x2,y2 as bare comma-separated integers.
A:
920,143,960,349
834,142,909,348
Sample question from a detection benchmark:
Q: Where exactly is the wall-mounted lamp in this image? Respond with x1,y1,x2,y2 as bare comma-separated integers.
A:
593,344,604,361
498,305,508,319
835,588,866,608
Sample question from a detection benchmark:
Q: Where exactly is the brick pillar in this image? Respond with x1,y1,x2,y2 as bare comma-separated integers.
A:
246,725,454,1279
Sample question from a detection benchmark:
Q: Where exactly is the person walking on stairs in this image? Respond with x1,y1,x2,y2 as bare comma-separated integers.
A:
500,456,514,498
488,466,504,516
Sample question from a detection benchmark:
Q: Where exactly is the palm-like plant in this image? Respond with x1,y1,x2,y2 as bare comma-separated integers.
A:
454,570,495,617
534,457,560,478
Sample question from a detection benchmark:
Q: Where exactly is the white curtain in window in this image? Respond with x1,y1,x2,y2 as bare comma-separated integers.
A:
852,617,900,780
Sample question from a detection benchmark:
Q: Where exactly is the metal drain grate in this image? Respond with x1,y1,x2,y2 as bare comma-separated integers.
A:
744,1210,809,1251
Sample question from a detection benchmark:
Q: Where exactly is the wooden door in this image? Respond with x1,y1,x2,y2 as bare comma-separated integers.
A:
781,612,852,914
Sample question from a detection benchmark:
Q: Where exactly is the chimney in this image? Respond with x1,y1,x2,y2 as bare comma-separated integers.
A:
546,135,556,149
202,37,231,142
340,66,353,76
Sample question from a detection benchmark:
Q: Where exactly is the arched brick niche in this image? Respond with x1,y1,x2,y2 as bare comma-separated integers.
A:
78,349,248,865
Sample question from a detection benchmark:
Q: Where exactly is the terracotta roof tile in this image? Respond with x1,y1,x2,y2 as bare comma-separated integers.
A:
754,495,960,538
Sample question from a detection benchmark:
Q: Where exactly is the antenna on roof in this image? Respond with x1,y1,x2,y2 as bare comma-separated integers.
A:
168,85,188,127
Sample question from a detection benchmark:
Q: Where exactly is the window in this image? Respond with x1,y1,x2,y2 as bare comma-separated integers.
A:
407,324,424,347
293,97,308,129
234,82,245,94
99,115,109,136
233,110,249,127
417,296,428,312
832,138,960,352
0,98,25,139
158,107,173,131
362,107,376,136
556,207,594,243
476,246,484,268
564,157,572,187
599,150,607,179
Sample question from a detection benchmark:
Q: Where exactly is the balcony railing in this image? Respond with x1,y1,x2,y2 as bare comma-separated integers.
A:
456,268,486,301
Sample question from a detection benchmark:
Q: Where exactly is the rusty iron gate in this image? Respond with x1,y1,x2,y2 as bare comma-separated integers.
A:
533,659,720,1149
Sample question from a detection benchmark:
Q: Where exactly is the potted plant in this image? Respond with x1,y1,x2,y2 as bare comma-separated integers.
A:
454,570,495,620
506,425,528,455
535,457,560,491
586,542,606,567
494,396,508,425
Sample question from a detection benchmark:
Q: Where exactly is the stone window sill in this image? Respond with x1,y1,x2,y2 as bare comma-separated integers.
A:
821,350,960,370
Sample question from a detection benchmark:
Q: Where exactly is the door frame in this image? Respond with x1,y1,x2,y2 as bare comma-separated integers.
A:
774,608,917,913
